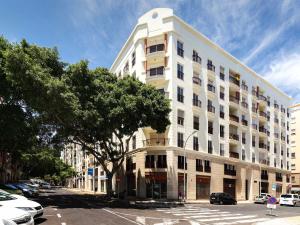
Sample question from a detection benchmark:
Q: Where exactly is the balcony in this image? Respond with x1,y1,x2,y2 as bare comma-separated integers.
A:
229,115,239,125
242,83,248,92
259,143,268,150
207,84,216,94
146,44,165,55
259,159,269,165
192,99,202,108
259,127,269,137
204,166,211,173
193,54,202,64
192,76,202,86
143,138,169,147
274,103,279,110
207,64,215,78
259,111,268,122
229,76,240,90
146,66,166,85
207,105,215,114
229,152,239,159
229,133,239,144
229,96,240,107
241,101,248,109
241,119,248,126
258,94,267,104
224,169,237,176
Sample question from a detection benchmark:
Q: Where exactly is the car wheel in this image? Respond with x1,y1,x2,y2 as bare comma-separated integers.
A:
280,204,283,206
234,201,237,205
220,200,223,205
210,201,213,204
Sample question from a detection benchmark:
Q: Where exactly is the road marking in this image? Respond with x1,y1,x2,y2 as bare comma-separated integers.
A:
102,208,140,224
61,223,66,225
175,211,226,216
57,214,61,218
53,208,58,211
43,215,55,217
136,216,146,225
213,218,270,225
186,213,242,219
196,215,257,222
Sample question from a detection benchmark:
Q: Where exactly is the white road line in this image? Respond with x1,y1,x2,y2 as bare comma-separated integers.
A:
53,208,58,211
213,218,270,225
175,211,226,216
196,215,257,222
102,208,140,224
186,213,242,219
57,214,61,218
61,223,66,225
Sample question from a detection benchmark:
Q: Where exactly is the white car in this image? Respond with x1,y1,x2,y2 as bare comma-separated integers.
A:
279,194,300,206
0,206,34,225
0,189,27,200
0,194,43,219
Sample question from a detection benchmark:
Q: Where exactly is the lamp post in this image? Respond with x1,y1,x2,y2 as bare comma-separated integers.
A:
183,130,198,202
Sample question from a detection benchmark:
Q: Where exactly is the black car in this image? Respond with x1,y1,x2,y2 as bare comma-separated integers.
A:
210,192,237,205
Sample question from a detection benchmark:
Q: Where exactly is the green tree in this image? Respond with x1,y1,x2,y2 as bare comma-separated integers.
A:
4,39,171,196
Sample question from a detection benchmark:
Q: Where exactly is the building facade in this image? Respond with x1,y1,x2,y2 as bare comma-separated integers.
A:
290,104,300,193
109,8,292,201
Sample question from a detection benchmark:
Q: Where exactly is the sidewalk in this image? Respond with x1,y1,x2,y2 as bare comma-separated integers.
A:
255,216,300,225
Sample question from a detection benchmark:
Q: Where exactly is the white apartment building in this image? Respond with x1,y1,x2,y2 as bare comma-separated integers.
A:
109,8,292,201
290,104,300,192
62,8,292,200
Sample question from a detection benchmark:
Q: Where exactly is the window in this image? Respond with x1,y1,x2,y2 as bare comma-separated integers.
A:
177,132,184,148
220,125,224,138
193,116,199,130
193,136,199,151
178,155,186,169
252,153,255,163
242,149,246,160
177,63,184,80
220,86,225,100
192,50,201,63
207,59,215,71
220,143,224,156
177,109,184,126
208,121,213,134
132,135,136,149
204,160,211,173
149,66,164,76
177,40,184,57
252,135,256,147
157,155,167,168
145,155,155,168
242,132,246,144
291,152,296,159
131,51,136,66
177,87,184,103
224,164,236,176
123,61,129,74
193,93,201,107
220,105,224,118
208,140,213,154
220,66,225,80
196,159,203,171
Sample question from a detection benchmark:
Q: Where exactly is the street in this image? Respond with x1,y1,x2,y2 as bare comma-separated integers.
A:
32,188,300,225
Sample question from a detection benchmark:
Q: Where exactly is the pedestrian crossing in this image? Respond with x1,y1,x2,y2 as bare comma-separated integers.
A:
156,206,271,225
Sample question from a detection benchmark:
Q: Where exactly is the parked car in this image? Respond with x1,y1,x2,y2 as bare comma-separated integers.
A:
40,182,51,189
12,184,39,197
254,195,267,204
0,184,23,195
279,194,300,206
210,192,237,205
0,193,43,219
0,206,34,225
0,189,27,200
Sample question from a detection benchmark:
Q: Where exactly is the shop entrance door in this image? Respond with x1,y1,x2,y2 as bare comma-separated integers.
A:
223,178,236,198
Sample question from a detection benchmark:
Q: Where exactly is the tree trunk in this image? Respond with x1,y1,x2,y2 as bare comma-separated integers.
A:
106,172,114,198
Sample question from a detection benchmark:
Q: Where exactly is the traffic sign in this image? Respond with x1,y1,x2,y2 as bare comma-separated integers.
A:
88,168,93,176
267,197,277,210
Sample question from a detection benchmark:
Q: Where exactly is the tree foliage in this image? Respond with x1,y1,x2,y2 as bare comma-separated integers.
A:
2,37,171,195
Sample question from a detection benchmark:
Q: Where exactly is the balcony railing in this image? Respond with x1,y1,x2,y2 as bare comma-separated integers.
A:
229,152,239,159
229,133,239,141
259,143,268,150
147,66,164,76
224,169,237,176
259,159,269,165
204,166,211,173
242,83,248,91
193,99,201,107
258,94,267,102
259,111,268,118
241,102,248,109
192,76,202,86
259,127,270,136
207,84,216,93
207,105,215,113
207,64,215,72
276,176,283,182
193,55,202,64
241,119,248,126
143,138,169,147
229,96,240,104
146,44,165,54
229,115,239,123
229,76,240,86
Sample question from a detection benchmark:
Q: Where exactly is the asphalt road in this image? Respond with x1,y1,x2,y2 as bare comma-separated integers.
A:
31,189,300,225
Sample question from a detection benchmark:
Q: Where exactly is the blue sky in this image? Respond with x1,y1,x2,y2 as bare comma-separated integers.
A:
1,0,300,101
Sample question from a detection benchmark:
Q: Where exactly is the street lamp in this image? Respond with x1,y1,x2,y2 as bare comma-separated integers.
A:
183,130,198,202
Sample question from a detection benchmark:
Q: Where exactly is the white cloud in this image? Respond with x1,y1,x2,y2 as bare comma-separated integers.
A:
263,51,300,102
